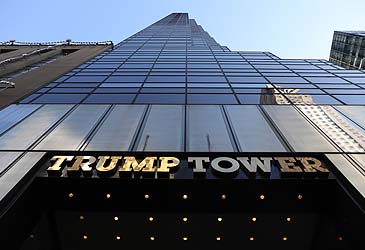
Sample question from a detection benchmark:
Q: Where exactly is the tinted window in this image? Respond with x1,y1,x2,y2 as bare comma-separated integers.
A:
32,94,87,103
135,94,185,104
83,94,135,104
187,94,238,104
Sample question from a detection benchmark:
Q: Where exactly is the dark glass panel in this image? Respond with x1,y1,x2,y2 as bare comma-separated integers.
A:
187,94,237,104
135,94,185,104
32,94,88,103
145,76,185,82
83,94,135,104
65,76,107,82
94,88,139,93
333,95,365,104
49,88,94,93
105,76,146,82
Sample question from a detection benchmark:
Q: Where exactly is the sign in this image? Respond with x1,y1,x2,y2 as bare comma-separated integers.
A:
45,155,330,179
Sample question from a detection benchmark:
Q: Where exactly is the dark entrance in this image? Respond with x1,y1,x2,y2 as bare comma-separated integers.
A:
1,153,364,250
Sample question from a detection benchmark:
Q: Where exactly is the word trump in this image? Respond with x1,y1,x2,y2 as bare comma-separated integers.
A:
47,155,329,178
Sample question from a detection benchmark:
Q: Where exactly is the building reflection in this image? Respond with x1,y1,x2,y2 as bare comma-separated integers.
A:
261,85,365,152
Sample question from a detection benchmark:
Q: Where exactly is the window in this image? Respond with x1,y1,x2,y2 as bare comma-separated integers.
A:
333,95,365,104
227,76,268,83
188,88,232,93
121,63,153,69
83,94,135,104
100,83,142,88
266,77,309,84
237,94,288,104
263,105,337,152
225,105,286,152
187,105,235,152
135,94,185,104
135,105,184,151
105,75,146,82
145,75,185,82
65,75,107,83
49,88,94,93
94,88,139,93
32,94,87,103
187,76,227,82
86,105,146,151
0,105,73,150
141,88,185,93
35,105,108,150
187,94,237,104
284,94,342,104
87,63,121,69
305,77,348,84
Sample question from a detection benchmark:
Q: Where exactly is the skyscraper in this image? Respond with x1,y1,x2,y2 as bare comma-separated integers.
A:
330,31,365,70
0,13,365,250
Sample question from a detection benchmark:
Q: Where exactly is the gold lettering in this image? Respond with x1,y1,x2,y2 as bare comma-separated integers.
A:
48,156,74,171
67,156,96,176
47,156,74,176
296,157,329,173
157,157,180,177
275,157,302,172
96,156,122,176
119,156,157,177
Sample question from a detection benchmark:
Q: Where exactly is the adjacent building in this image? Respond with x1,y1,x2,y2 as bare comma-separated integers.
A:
0,13,365,250
330,31,365,70
0,41,112,109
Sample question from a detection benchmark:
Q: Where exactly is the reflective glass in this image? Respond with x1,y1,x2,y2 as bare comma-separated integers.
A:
187,94,238,104
32,94,87,103
187,105,235,152
65,76,107,82
135,94,185,104
83,94,135,104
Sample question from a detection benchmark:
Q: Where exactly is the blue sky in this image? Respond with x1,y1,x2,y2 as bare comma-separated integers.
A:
2,0,365,59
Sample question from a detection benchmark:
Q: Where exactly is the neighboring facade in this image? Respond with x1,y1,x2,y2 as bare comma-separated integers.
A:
0,41,112,109
330,31,365,69
0,13,365,250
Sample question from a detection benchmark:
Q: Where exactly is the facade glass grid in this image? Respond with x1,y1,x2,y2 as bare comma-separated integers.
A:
20,19,365,105
330,31,365,70
0,13,365,250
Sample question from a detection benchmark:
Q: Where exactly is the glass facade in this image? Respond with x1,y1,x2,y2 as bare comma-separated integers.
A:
0,13,364,250
330,31,365,70
17,21,365,106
